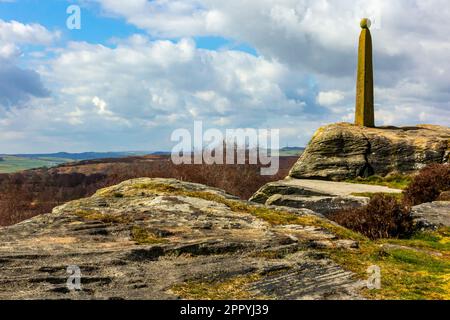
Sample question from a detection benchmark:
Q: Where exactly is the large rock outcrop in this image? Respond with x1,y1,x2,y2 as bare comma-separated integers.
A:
0,178,364,300
289,123,450,181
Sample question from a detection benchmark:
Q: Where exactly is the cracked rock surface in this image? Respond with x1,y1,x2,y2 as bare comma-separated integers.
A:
289,123,450,181
0,178,363,300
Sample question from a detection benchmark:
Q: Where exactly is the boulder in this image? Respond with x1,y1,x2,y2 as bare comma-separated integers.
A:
289,123,450,181
0,178,363,300
411,201,450,231
437,191,450,201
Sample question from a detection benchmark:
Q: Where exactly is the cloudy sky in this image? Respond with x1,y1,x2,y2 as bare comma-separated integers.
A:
0,0,449,153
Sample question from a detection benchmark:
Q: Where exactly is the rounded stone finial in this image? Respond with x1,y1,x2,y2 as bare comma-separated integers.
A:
360,18,371,29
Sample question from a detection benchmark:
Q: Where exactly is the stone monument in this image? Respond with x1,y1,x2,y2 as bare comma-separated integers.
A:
355,18,375,127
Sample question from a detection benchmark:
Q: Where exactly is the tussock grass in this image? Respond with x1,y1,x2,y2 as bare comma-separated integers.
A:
74,209,131,224
131,226,168,245
346,174,412,190
171,273,268,300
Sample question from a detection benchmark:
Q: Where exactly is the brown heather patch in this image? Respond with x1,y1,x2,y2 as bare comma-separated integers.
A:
0,155,295,226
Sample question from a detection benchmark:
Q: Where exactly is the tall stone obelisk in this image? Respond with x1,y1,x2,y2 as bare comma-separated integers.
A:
355,18,375,127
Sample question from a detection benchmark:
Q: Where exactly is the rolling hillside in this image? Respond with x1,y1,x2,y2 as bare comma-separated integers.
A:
0,152,150,173
0,156,71,174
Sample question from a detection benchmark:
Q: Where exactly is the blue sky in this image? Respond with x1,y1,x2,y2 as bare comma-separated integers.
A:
0,0,449,153
0,0,257,54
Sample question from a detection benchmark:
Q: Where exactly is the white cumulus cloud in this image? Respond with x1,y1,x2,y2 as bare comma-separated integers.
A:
317,90,345,107
1,1,450,152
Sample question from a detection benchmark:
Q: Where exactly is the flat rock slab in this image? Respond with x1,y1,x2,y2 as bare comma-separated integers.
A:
411,201,450,230
250,178,401,215
0,178,364,300
271,179,402,197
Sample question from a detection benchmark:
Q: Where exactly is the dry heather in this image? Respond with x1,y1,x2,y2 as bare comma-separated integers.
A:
0,155,296,226
330,164,450,239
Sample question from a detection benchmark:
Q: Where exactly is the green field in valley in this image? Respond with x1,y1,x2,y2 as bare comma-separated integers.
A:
0,156,72,173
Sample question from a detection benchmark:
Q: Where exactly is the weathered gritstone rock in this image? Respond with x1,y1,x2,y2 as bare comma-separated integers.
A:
250,178,401,216
248,252,363,300
289,123,450,181
0,178,364,300
265,195,368,216
411,201,450,231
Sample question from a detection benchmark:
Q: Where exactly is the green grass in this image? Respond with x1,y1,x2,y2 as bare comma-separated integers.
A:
326,227,450,300
346,174,413,190
381,228,450,253
0,156,71,173
351,192,404,201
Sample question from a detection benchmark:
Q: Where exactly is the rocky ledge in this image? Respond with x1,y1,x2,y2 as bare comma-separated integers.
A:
290,123,450,181
250,178,402,216
0,178,364,300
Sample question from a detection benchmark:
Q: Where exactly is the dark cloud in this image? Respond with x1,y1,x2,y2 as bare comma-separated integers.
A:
0,61,50,108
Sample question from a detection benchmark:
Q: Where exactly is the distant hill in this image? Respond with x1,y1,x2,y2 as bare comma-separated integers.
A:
0,148,303,174
150,151,172,156
13,151,151,161
279,147,305,157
